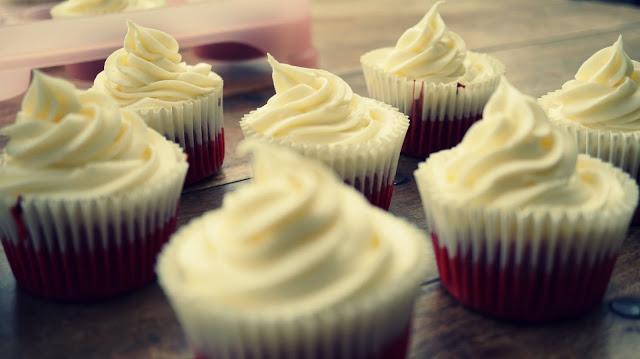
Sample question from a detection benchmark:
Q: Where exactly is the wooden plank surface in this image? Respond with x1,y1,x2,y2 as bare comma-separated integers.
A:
1,0,640,358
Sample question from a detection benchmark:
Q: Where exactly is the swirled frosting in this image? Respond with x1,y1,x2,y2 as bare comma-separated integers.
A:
0,72,185,197
540,36,640,131
422,78,624,209
383,1,466,81
242,55,397,145
93,21,221,108
50,0,164,18
157,142,424,313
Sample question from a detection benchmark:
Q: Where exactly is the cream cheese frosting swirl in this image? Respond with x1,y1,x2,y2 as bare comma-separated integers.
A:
242,55,395,145
0,72,184,198
383,1,467,81
541,36,640,131
431,78,624,210
93,21,221,108
50,0,164,18
158,142,422,313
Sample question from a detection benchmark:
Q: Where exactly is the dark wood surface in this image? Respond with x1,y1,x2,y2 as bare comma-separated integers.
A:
2,0,640,358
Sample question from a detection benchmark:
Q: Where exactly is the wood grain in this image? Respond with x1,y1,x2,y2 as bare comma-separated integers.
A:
1,0,640,358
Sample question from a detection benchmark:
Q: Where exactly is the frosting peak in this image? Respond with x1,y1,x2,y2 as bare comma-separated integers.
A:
540,35,640,131
242,55,394,145
20,71,82,123
383,1,467,81
93,22,221,107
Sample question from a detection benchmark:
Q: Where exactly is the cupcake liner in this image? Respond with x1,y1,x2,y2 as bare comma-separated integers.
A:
361,50,504,159
416,152,638,321
240,97,408,210
541,91,640,223
133,91,225,184
158,210,428,359
0,155,187,301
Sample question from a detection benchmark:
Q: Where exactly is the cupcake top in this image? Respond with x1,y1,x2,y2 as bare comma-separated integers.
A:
0,72,186,198
157,141,426,315
51,0,164,18
416,77,625,211
241,55,404,146
93,21,222,108
362,1,501,83
540,36,640,132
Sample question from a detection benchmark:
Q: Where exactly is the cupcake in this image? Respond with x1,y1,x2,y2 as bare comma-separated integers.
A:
539,35,640,221
157,141,428,359
361,1,504,159
0,72,188,301
51,0,165,18
93,21,224,185
239,55,409,210
415,78,638,322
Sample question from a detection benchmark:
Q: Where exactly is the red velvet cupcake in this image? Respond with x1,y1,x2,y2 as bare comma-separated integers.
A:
0,72,187,301
415,78,637,322
240,55,408,210
157,142,428,358
93,21,224,185
361,1,503,159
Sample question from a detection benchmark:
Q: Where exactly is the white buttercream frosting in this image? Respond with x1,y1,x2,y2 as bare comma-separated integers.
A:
50,0,164,18
0,72,186,198
540,36,640,131
93,21,221,108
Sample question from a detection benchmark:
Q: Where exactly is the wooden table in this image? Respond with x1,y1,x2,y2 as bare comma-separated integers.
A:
2,0,640,357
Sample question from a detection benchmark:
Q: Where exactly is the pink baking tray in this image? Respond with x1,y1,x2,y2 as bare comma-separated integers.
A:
0,0,317,100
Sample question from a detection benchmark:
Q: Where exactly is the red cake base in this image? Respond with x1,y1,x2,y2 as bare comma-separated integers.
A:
184,129,225,185
194,324,411,359
401,85,483,159
431,233,617,322
2,213,178,302
346,175,394,210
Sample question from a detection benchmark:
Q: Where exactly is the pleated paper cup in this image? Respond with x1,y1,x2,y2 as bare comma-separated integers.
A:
361,50,504,159
157,209,428,359
131,91,225,185
0,143,188,302
415,151,638,322
240,98,409,210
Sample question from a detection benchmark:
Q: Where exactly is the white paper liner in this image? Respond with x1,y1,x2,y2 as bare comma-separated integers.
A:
157,209,428,359
0,142,188,253
415,151,638,272
132,91,224,152
540,91,640,179
240,98,409,192
361,50,504,122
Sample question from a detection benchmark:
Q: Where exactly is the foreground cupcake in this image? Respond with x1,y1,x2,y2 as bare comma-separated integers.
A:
539,36,640,219
158,141,428,358
51,0,164,18
93,21,224,185
0,72,187,301
361,1,504,159
240,55,409,210
415,78,637,322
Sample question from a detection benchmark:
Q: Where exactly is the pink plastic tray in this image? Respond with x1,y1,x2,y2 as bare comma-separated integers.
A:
0,0,317,100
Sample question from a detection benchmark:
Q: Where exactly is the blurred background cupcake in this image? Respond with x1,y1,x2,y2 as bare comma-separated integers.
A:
415,77,637,321
93,21,224,185
0,72,187,301
50,0,165,18
158,141,428,359
240,55,408,210
539,35,640,222
361,1,504,159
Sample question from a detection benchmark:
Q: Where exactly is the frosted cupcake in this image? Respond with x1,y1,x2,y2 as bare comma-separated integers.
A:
51,0,165,18
415,78,637,322
94,21,223,185
240,55,409,210
539,36,640,220
0,72,187,301
361,1,504,159
157,141,428,359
